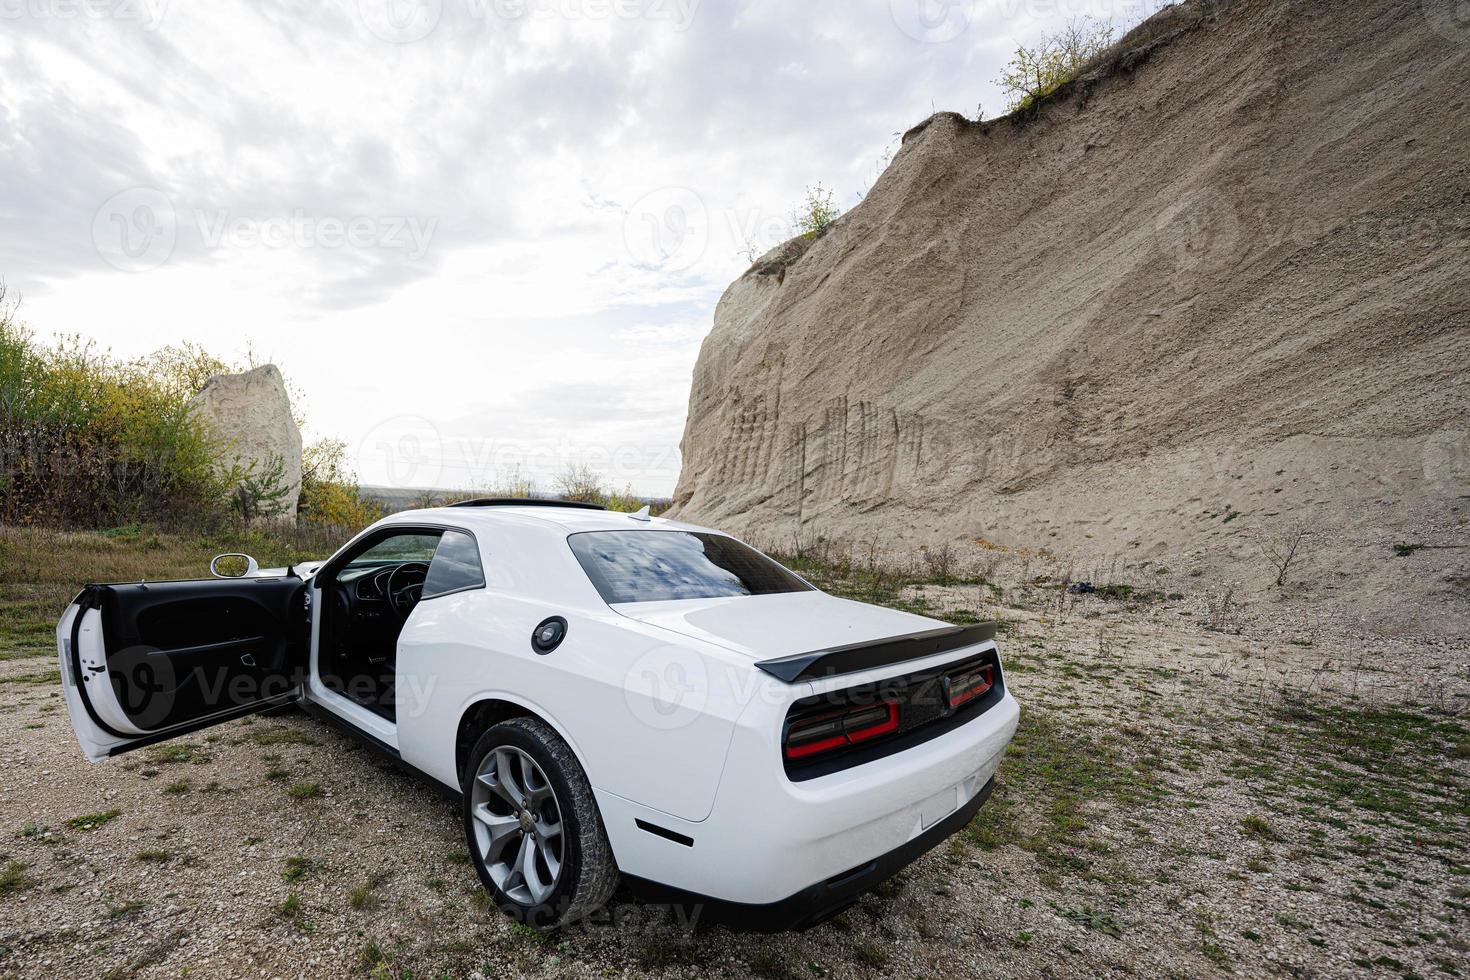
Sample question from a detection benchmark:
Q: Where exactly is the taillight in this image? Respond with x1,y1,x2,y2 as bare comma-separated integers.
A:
944,663,994,709
784,699,901,760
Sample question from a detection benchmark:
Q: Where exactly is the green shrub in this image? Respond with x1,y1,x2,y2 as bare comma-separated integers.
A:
299,438,381,528
0,309,228,527
0,304,368,535
65,808,122,831
229,453,294,523
791,182,840,237
996,17,1115,114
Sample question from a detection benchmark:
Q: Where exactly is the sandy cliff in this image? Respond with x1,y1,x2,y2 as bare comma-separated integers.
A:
668,0,1470,634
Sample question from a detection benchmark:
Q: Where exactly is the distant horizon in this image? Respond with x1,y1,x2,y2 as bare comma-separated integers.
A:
356,483,674,504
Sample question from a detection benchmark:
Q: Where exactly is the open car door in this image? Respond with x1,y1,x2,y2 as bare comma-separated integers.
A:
56,573,308,761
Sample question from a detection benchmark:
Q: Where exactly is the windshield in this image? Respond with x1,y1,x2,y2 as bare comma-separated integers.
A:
568,530,813,604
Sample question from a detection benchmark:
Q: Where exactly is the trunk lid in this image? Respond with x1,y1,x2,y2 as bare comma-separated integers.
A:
609,590,943,661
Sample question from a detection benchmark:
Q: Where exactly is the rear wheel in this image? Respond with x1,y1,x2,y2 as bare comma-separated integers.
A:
462,717,618,929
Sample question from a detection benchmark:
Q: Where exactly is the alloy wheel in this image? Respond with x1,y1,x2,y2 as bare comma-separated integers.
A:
469,745,564,906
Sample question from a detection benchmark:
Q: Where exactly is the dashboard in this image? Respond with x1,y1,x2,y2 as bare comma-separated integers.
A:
340,561,427,606
330,562,430,660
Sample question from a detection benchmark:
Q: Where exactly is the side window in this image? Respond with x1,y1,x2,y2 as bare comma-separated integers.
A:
422,530,485,599
347,533,441,565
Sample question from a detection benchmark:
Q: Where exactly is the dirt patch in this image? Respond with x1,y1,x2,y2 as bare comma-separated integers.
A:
0,575,1464,978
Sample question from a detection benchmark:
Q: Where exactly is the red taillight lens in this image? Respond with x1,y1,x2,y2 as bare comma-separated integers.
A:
945,664,994,709
784,699,901,760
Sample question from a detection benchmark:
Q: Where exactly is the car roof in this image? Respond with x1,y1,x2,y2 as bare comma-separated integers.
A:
380,502,718,536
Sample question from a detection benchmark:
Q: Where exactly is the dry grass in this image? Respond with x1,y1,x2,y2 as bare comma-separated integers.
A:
0,524,347,659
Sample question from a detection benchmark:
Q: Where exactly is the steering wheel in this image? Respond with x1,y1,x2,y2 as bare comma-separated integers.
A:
385,562,429,619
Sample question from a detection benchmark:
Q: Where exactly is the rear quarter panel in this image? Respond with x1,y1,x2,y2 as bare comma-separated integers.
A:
393,529,762,823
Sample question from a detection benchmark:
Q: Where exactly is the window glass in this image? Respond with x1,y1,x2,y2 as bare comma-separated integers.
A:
422,529,485,598
568,531,812,604
347,533,441,566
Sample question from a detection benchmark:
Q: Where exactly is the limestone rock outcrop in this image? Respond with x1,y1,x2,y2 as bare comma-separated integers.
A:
190,364,303,517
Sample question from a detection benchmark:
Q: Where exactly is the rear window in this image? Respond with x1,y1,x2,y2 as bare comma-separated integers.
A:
568,531,813,604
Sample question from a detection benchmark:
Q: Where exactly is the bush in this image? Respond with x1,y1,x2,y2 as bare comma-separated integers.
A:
0,304,227,527
605,484,644,513
555,463,607,504
553,463,667,514
299,439,381,529
996,17,1115,114
0,296,365,533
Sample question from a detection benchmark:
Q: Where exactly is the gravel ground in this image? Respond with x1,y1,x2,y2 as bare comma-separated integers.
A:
0,590,1466,979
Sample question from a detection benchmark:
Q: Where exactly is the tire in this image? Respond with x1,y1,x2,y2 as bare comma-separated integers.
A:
461,717,618,929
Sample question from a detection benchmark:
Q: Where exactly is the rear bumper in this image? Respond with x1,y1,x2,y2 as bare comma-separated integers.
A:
627,777,994,932
597,688,1019,906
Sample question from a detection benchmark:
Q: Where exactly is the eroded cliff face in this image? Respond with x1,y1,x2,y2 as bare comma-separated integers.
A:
668,0,1470,633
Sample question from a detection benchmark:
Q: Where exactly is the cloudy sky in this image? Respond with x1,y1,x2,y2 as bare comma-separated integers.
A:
1,0,1153,496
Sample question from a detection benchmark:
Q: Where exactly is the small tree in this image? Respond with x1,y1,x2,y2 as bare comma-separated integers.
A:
791,182,841,237
1260,525,1311,587
230,453,292,524
556,463,607,504
299,438,380,528
996,17,1115,114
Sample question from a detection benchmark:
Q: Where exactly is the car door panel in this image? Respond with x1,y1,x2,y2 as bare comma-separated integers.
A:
58,576,308,760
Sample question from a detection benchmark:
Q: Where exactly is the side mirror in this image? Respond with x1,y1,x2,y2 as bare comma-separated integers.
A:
210,553,260,578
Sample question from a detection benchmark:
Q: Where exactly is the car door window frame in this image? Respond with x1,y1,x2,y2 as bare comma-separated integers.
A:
420,528,487,601
316,522,485,597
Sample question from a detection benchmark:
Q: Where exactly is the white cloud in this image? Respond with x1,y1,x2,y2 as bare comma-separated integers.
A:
1,0,1153,495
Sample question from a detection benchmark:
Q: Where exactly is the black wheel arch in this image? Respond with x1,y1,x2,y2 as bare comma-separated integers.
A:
456,698,598,790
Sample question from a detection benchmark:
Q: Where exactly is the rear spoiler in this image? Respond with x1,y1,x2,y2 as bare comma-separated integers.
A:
754,622,998,683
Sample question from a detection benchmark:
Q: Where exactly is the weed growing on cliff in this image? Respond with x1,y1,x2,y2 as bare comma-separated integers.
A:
1258,524,1311,587
791,183,840,237
1203,587,1241,633
996,17,1115,114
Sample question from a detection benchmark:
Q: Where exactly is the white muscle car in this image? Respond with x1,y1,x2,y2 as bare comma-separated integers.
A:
56,499,1018,929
